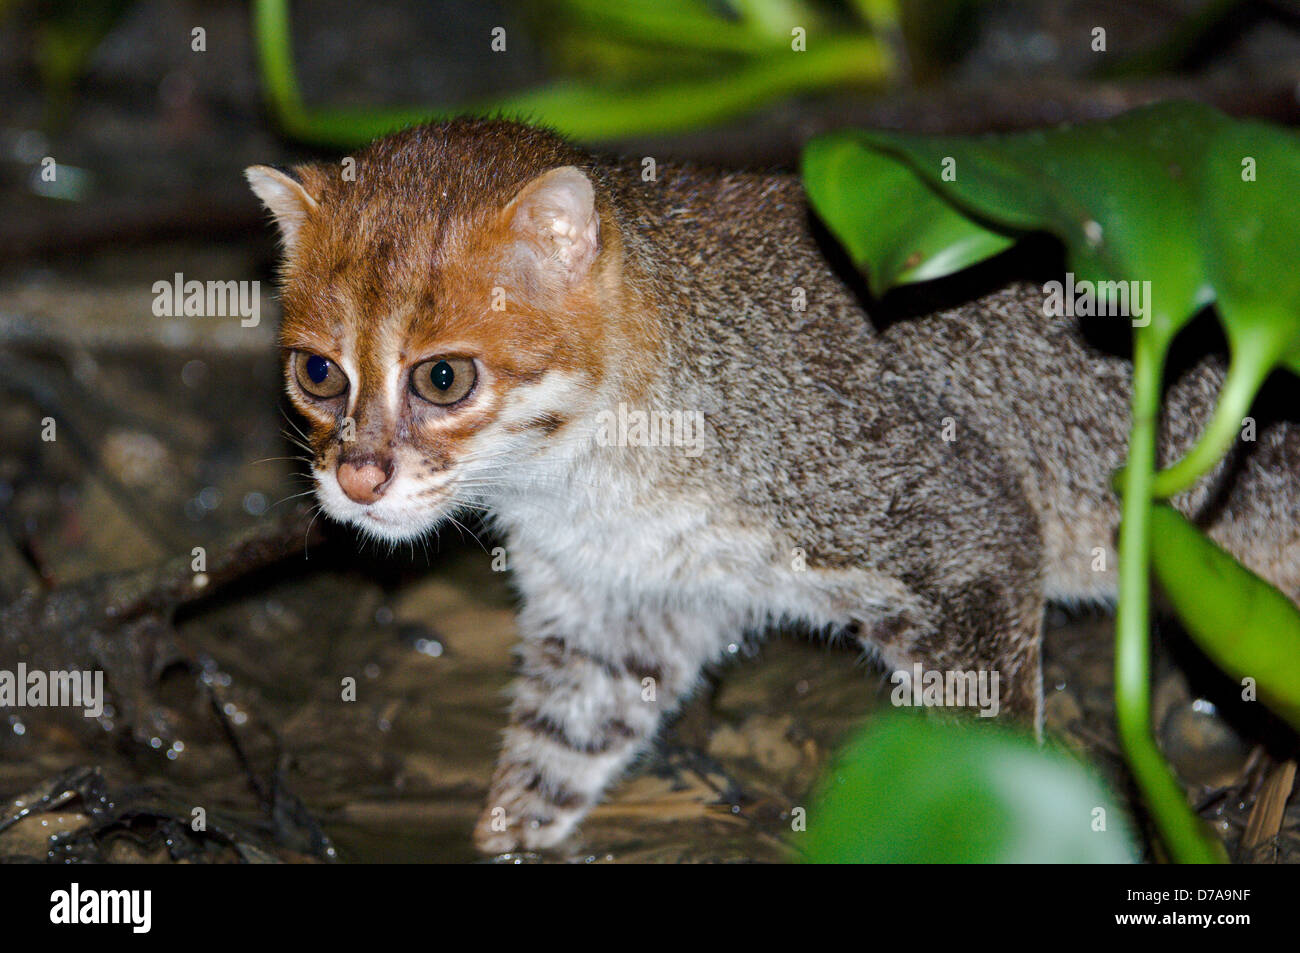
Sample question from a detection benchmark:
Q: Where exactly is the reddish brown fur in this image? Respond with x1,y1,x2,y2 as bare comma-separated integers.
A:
274,120,649,471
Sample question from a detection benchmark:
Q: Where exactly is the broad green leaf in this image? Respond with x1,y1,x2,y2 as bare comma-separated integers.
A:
1198,120,1300,366
1149,505,1300,730
800,713,1136,863
805,103,1233,344
802,102,1300,493
801,135,1015,295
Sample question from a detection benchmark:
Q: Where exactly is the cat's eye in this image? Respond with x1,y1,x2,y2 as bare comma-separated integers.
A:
292,351,348,399
411,357,477,406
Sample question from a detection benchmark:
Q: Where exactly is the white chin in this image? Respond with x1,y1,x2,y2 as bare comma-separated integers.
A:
346,507,446,544
314,475,450,544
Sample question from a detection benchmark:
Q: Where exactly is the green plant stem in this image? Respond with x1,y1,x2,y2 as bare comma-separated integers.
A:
1151,334,1280,498
1116,331,1226,864
251,0,305,135
251,0,891,146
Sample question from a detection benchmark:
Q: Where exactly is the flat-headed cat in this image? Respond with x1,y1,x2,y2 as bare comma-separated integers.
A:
247,118,1300,854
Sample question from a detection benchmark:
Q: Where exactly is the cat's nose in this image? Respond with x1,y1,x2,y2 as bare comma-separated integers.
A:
337,457,394,504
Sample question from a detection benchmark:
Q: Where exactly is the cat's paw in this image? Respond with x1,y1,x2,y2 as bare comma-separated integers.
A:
472,810,523,855
472,788,581,855
472,807,575,855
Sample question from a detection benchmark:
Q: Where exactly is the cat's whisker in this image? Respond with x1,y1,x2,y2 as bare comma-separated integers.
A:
252,454,314,467
279,405,311,441
268,487,320,510
302,502,325,558
442,513,492,555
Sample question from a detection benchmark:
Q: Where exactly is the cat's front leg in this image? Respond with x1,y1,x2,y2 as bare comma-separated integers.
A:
473,609,719,854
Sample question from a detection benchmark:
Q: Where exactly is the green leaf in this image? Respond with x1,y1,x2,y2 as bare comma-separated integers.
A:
252,0,893,147
801,135,1015,296
800,713,1137,863
805,103,1237,343
803,102,1300,495
1149,505,1300,731
545,0,797,55
1147,120,1300,495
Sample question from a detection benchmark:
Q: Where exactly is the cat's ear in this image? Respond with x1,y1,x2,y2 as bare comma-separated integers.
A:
500,166,600,289
244,164,322,254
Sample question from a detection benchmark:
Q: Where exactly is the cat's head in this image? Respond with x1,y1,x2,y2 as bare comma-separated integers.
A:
246,120,628,543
